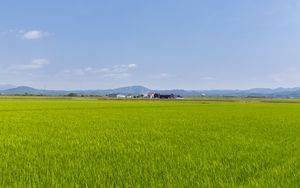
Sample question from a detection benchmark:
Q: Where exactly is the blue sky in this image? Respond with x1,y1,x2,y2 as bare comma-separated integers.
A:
1,0,300,90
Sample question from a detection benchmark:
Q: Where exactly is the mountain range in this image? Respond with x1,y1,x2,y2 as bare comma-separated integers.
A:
1,85,300,98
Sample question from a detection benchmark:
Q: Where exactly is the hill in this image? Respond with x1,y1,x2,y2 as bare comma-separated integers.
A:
2,85,300,98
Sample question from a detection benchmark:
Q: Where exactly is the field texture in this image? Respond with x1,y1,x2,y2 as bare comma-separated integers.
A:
0,98,299,187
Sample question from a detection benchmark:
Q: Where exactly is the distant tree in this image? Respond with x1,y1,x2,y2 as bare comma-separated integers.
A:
67,93,78,97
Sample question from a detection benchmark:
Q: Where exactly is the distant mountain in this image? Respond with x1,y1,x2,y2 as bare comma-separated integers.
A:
71,86,151,96
0,84,16,90
4,86,40,94
0,85,152,96
2,85,300,98
106,85,150,94
1,86,68,96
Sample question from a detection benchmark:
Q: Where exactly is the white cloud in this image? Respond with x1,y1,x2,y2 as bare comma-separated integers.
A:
64,64,137,79
0,29,49,40
22,30,48,40
10,59,50,70
128,64,137,68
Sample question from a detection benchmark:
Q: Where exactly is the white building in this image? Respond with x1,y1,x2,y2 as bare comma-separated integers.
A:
117,94,126,99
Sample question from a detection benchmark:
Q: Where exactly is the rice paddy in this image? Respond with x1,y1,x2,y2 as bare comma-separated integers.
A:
0,98,299,187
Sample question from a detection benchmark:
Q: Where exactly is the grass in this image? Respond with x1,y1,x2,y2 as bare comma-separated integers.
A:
0,98,299,187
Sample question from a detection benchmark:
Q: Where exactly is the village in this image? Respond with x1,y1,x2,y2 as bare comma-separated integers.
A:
107,91,183,99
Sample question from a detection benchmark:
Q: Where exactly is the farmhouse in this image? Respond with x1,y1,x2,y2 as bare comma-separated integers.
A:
147,91,154,98
153,93,175,99
117,94,126,99
161,94,175,99
107,92,179,99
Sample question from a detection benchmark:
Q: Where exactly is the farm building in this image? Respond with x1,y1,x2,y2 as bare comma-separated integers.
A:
117,94,126,99
153,93,175,99
147,91,154,98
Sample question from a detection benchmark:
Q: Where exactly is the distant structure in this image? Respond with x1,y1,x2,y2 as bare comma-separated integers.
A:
117,94,126,99
106,91,181,99
147,91,154,98
153,93,175,99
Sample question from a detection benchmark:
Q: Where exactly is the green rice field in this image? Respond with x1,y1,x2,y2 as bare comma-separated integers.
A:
0,98,299,187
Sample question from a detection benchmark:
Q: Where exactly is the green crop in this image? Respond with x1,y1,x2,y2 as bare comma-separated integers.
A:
0,99,299,187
